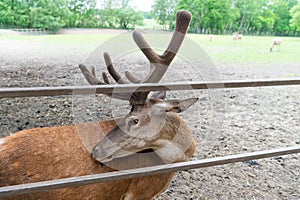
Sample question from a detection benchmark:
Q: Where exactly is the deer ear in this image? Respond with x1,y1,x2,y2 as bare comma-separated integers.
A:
165,98,198,113
151,91,166,100
152,98,198,115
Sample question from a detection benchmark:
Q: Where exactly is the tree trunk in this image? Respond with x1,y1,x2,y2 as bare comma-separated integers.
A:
238,14,246,32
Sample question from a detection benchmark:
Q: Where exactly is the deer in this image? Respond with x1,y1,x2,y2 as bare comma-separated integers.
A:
270,37,282,52
0,10,198,200
209,34,213,43
232,32,242,41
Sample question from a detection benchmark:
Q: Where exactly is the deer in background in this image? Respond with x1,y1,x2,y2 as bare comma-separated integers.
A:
0,10,198,200
232,32,242,41
209,34,213,42
270,37,282,52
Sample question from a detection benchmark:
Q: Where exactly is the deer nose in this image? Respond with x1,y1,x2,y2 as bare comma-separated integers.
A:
91,145,114,163
91,148,97,159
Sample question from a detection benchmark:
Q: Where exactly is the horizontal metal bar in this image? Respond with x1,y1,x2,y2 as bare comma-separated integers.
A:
0,145,299,197
0,78,300,99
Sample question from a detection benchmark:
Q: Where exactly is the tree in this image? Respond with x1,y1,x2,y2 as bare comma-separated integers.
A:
0,0,70,29
2,0,297,34
255,9,276,33
0,1,14,27
152,0,177,29
202,0,232,34
66,0,97,27
176,0,232,34
272,0,298,35
116,7,143,29
96,0,118,28
290,2,300,33
29,0,68,29
141,11,152,19
234,0,267,33
97,0,143,29
176,0,202,32
12,0,30,28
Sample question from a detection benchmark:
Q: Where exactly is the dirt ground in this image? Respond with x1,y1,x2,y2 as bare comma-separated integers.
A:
0,30,300,199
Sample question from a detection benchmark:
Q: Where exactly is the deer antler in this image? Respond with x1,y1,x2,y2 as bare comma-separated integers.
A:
129,10,191,106
79,62,132,101
79,10,192,107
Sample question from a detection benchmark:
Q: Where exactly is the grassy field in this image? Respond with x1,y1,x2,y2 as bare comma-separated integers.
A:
188,34,300,64
1,32,299,71
0,33,113,44
136,19,163,29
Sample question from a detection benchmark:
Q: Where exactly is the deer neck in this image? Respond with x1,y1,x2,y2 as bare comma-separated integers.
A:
75,119,117,153
153,113,195,163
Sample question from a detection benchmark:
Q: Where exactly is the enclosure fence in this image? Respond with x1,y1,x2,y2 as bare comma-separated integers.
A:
1,78,300,197
10,28,53,35
1,78,300,99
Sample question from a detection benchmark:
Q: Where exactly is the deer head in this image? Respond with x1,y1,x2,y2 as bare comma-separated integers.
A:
79,11,197,164
91,96,198,164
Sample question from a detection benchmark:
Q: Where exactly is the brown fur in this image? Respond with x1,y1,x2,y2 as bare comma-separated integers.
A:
232,32,242,41
270,38,282,52
0,114,195,200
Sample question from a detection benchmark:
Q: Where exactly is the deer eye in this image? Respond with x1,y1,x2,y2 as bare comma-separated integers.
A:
128,118,139,126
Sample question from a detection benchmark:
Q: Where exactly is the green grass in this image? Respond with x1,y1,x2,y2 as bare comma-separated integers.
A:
1,32,299,66
43,34,114,44
188,34,300,64
136,19,162,29
0,33,113,44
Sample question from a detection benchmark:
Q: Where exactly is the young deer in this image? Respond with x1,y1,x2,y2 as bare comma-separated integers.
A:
0,11,197,200
270,38,282,52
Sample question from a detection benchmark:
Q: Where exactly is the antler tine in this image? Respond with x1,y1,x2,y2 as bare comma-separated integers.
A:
102,72,110,84
103,52,130,84
132,10,191,84
125,71,141,83
132,31,160,64
91,65,96,77
79,64,132,101
162,10,191,61
79,64,104,85
133,11,191,64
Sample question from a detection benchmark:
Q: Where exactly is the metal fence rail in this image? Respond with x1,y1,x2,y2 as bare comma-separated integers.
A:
0,146,299,197
1,78,300,99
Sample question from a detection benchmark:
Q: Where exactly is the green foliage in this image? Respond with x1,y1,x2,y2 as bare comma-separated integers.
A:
95,0,143,29
254,9,276,32
202,0,232,33
113,1,144,29
0,0,143,30
65,0,97,28
175,0,234,33
0,0,69,29
152,0,177,29
290,2,300,32
0,1,14,26
29,0,68,29
116,8,144,29
273,1,291,34
161,0,300,35
0,0,299,36
141,11,152,19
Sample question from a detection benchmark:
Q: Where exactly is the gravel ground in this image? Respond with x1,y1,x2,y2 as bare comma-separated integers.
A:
0,30,300,199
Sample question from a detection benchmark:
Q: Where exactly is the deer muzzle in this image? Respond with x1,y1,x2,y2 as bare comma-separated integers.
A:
91,135,120,163
91,126,136,163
